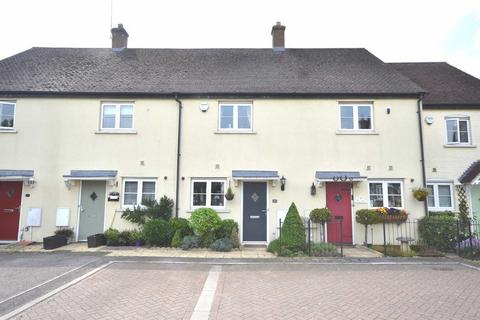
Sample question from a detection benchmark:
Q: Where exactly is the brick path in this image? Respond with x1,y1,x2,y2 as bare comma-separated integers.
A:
209,264,480,320
8,262,480,320
13,263,209,320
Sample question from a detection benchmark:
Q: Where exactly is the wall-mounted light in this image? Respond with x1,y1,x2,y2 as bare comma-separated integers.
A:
310,182,316,196
280,176,286,191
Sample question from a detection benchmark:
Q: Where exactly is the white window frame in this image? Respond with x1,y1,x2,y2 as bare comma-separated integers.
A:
218,102,253,131
100,102,135,130
368,180,404,209
445,117,471,145
191,179,227,209
339,103,374,131
0,101,16,130
122,179,157,208
427,182,454,211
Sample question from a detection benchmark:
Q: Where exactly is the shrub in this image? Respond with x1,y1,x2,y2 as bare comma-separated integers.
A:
121,196,174,225
267,239,281,254
200,233,216,248
309,208,332,223
171,229,183,248
181,235,201,250
170,217,193,237
143,219,174,246
418,214,458,251
190,208,222,236
216,219,239,239
104,228,121,246
129,229,145,245
230,228,240,248
356,209,380,245
210,238,235,252
118,230,132,246
54,227,74,238
281,202,306,252
311,243,338,257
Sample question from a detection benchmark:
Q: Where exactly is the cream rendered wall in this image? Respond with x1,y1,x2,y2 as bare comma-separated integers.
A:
178,98,425,244
0,97,425,244
0,97,178,241
422,108,480,212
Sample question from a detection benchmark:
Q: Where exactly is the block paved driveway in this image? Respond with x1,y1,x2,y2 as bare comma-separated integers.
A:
4,260,480,320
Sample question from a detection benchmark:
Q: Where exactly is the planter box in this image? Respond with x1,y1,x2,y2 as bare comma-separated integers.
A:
43,235,68,250
381,215,408,223
87,233,106,248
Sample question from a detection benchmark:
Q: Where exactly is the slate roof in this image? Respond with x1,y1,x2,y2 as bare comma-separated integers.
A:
458,161,480,184
0,47,424,96
389,62,480,107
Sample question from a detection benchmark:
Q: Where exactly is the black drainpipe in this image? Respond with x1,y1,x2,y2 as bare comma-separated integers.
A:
417,93,428,216
174,95,183,218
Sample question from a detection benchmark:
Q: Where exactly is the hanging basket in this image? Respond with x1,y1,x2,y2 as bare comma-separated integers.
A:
380,214,408,223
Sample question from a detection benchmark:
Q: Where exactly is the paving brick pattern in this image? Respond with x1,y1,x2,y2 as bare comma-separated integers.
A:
209,264,480,320
13,263,209,320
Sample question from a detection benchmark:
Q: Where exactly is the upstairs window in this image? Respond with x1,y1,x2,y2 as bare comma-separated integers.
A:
369,181,403,208
219,103,252,131
101,103,134,130
446,117,470,145
0,101,15,129
339,104,373,131
191,179,226,209
123,179,156,207
427,183,453,211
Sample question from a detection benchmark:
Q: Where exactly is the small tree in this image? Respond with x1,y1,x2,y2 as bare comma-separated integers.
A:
309,208,332,242
121,195,174,225
281,202,306,253
355,209,379,246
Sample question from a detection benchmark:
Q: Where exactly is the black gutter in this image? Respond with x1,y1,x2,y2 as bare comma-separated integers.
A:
174,95,183,218
417,94,428,216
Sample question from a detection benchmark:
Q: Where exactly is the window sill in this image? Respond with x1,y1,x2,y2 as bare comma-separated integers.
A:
443,144,476,148
214,130,256,135
95,130,137,134
336,130,378,135
0,129,17,134
428,208,454,212
187,208,231,213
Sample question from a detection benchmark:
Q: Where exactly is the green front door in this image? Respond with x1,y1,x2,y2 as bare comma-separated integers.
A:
472,185,480,220
79,181,106,241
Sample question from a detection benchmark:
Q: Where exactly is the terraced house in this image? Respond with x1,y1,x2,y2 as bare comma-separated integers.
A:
0,22,477,245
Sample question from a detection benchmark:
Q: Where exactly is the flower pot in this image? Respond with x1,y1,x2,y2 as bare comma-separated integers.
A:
87,233,106,248
224,193,234,201
43,235,68,250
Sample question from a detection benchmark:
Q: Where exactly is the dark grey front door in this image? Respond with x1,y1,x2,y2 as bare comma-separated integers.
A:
243,182,267,242
79,181,106,241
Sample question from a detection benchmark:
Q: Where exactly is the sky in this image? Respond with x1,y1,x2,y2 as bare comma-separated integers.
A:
0,0,479,78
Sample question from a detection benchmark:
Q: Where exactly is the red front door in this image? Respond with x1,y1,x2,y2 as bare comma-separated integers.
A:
0,181,22,241
326,182,352,244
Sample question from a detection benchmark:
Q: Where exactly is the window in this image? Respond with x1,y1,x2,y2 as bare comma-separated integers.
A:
101,103,134,130
219,103,252,130
0,101,15,129
339,103,373,130
368,181,403,208
123,179,156,207
445,118,470,144
427,183,454,211
191,179,226,208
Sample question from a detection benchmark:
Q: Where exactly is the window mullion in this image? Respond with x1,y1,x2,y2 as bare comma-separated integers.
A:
353,106,358,130
383,182,388,207
233,104,238,130
434,185,439,208
206,181,211,207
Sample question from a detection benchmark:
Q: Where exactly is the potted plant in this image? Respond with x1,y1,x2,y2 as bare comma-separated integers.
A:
376,207,408,223
54,227,74,242
224,186,235,201
412,187,429,201
87,233,107,248
355,209,380,246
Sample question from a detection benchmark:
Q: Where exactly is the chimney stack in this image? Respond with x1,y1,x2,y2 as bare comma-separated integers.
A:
271,22,286,51
111,23,129,51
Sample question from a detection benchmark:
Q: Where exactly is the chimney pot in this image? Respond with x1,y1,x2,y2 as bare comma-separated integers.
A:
271,22,286,52
111,23,129,52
